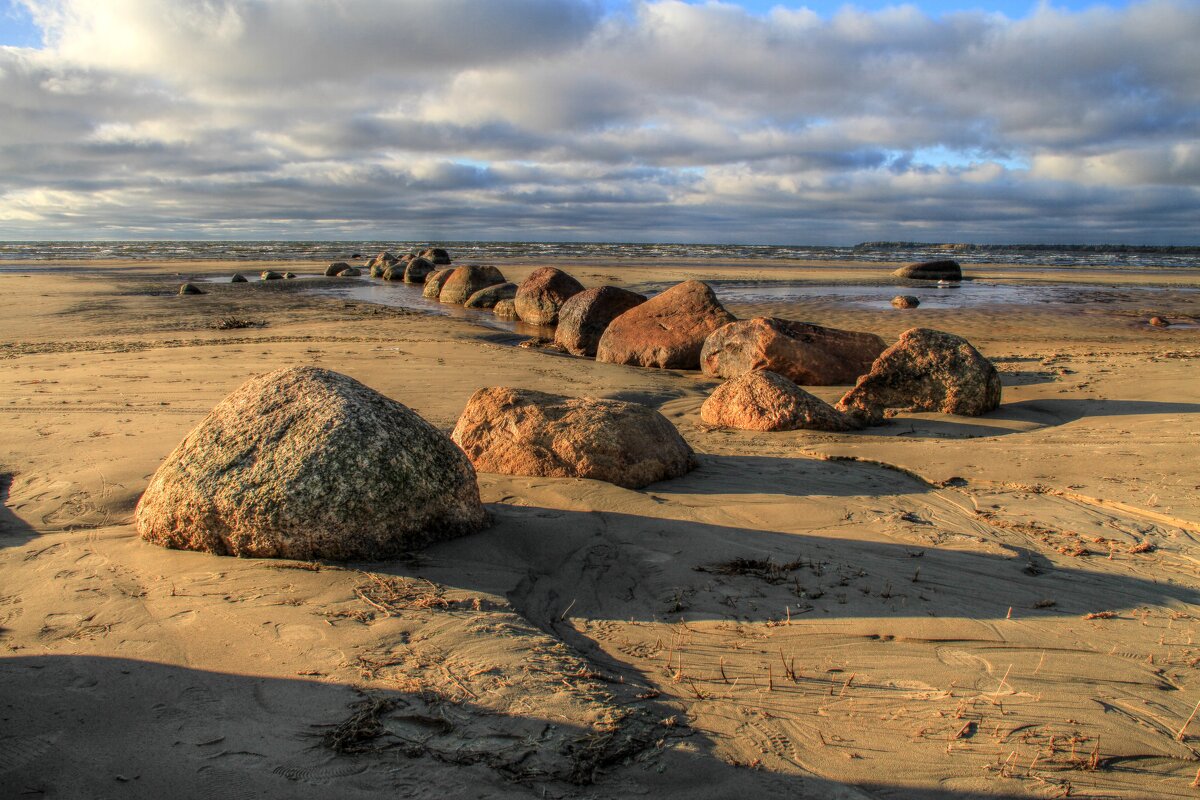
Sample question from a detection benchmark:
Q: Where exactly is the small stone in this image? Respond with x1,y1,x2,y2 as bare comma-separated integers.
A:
1149,316,1171,327
892,295,920,309
179,283,204,295
231,274,248,283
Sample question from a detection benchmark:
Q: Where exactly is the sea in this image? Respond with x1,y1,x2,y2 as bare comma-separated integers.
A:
2,241,1200,270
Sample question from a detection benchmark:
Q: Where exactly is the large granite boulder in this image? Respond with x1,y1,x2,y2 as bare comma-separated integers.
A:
421,247,452,265
135,366,488,560
465,282,517,309
423,268,456,299
513,267,585,326
554,286,647,357
403,256,436,284
596,281,736,370
325,262,351,277
700,318,885,386
439,265,507,304
701,370,856,432
494,298,518,319
836,328,1001,424
892,260,962,280
451,387,695,489
369,251,399,270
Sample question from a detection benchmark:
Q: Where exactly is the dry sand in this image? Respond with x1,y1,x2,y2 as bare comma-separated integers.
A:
1,257,1199,799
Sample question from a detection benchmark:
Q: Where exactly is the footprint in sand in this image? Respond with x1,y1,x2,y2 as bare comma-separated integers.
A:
271,761,368,783
935,647,994,673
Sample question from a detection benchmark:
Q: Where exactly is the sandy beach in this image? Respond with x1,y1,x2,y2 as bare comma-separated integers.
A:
2,256,1199,799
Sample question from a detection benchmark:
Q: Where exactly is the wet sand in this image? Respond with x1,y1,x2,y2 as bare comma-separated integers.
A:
2,257,1199,799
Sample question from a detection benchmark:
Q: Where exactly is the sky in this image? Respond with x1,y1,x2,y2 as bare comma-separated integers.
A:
0,0,1196,244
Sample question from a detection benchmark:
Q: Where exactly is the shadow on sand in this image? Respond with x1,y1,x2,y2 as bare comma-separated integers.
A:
0,472,37,550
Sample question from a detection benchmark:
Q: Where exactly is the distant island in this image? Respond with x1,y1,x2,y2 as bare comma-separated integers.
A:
854,242,1200,254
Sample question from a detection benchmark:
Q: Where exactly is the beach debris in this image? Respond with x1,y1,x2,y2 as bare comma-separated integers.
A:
1149,316,1171,327
517,336,567,352
596,280,736,370
422,268,455,299
211,316,265,330
260,270,284,280
701,370,859,432
836,328,1002,424
178,283,204,295
439,265,507,304
892,259,962,280
892,295,920,309
401,256,435,284
230,273,248,283
464,281,517,309
325,261,351,277
451,386,696,489
514,266,586,326
420,247,452,265
700,317,886,386
554,286,647,357
136,366,489,559
493,298,518,318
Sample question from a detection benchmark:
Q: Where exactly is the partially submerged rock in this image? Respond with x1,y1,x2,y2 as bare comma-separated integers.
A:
554,286,647,357
451,387,695,489
325,262,351,277
136,366,488,560
337,267,361,277
893,260,962,280
596,280,736,370
1149,316,1171,327
369,251,399,270
892,295,920,309
493,298,518,319
465,282,517,309
514,267,585,326
836,328,1001,424
423,268,456,299
403,256,436,284
439,265,507,305
700,317,885,385
421,247,452,265
701,370,857,432
231,273,248,283
260,270,284,281
179,283,204,295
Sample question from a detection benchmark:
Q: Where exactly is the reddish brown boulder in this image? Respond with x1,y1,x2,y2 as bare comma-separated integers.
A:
892,295,920,309
493,298,518,319
513,267,585,325
439,265,506,304
1149,316,1171,327
701,370,857,432
596,281,736,370
451,387,695,489
836,328,1001,424
393,256,432,283
423,268,456,299
554,286,647,357
465,282,517,309
700,317,885,386
893,260,962,280
136,366,488,560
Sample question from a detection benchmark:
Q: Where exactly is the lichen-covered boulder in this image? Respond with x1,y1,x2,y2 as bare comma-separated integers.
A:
465,282,517,309
439,265,507,305
892,295,920,309
451,387,695,489
179,283,204,295
325,262,351,277
135,366,489,560
494,298,518,319
596,281,736,370
421,247,452,265
554,286,647,357
403,256,436,284
892,260,962,280
701,370,856,432
700,318,885,386
836,328,1001,424
512,268,585,326
423,268,456,299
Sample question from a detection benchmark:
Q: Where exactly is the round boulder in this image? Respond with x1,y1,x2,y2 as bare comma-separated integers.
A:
325,262,351,277
493,298,518,319
179,283,204,295
135,366,489,560
451,387,696,490
403,257,436,284
421,247,452,265
338,267,361,277
369,251,399,270
439,265,506,305
423,268,456,299
892,295,920,309
596,280,736,370
260,270,283,281
892,260,962,280
701,318,886,386
465,282,517,309
554,286,647,357
836,328,1002,424
514,267,585,326
1149,316,1171,327
701,370,857,432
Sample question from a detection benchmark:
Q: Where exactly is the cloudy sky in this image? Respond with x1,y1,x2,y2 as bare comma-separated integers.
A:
0,0,1196,244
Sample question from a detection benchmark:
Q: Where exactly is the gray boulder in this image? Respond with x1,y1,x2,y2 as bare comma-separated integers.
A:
554,286,647,357
892,260,962,280
465,282,517,309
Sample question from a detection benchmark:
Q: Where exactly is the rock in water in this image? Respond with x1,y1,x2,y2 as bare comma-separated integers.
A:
421,247,452,265
403,256,435,284
231,273,248,283
465,282,517,309
451,387,695,489
892,295,920,309
423,268,455,299
439,265,507,305
892,260,962,280
493,298,518,318
260,270,283,281
554,286,647,357
1149,316,1171,327
368,251,398,270
178,283,204,295
337,267,361,277
596,280,736,370
136,366,489,560
836,328,1001,424
513,267,585,325
325,262,350,277
700,317,885,386
701,370,857,432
